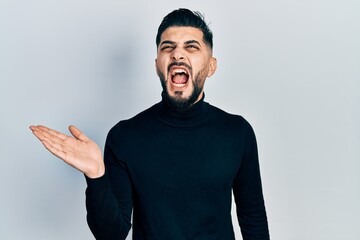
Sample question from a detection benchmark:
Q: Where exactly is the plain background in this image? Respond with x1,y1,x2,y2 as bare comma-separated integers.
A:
1,0,359,239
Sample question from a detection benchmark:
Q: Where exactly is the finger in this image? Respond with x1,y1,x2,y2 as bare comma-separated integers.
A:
33,127,70,149
32,127,79,159
30,126,65,156
31,125,68,141
36,125,69,141
40,131,78,161
32,128,64,151
31,127,47,142
30,126,76,164
30,126,56,143
30,125,44,137
69,125,89,142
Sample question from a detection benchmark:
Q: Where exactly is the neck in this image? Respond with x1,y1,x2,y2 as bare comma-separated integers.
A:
155,92,209,127
161,91,204,113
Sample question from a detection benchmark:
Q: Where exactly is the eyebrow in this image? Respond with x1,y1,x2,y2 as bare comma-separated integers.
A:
160,40,176,46
184,40,201,46
160,40,202,47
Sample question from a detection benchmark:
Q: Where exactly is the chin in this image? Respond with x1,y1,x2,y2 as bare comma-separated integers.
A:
163,85,203,111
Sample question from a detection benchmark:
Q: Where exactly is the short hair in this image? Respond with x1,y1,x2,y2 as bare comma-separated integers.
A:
156,8,213,50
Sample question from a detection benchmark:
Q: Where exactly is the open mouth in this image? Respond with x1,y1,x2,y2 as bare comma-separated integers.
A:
170,68,189,88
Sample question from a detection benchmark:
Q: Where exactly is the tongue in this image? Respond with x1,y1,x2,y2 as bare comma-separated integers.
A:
172,74,188,84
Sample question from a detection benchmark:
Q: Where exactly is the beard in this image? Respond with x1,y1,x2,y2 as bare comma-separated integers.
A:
157,64,206,111
161,80,203,111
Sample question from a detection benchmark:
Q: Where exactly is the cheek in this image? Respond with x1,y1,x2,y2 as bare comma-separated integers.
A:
193,57,209,71
156,58,169,74
155,65,162,78
195,61,210,77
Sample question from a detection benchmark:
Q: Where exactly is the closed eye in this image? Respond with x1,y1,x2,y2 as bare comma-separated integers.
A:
184,40,201,50
160,45,175,51
160,40,176,52
186,45,199,50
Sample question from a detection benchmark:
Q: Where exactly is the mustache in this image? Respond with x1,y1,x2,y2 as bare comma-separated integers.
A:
167,62,192,74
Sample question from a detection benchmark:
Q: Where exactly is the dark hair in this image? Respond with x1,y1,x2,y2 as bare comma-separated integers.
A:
156,8,213,50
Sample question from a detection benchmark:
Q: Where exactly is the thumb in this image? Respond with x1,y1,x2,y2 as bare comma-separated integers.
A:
69,125,89,141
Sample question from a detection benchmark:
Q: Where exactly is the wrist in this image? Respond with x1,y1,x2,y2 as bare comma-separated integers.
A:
85,163,105,179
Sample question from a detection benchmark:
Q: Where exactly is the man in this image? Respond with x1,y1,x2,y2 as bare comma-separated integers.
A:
30,8,270,240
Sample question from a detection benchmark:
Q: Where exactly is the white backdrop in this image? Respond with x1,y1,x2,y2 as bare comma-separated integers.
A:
1,0,359,239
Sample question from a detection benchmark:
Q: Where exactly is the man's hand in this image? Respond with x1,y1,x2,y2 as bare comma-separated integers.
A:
30,125,105,179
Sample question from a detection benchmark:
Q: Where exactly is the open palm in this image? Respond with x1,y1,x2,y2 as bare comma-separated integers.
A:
30,125,105,178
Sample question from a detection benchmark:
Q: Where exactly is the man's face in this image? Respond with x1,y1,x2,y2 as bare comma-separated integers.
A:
155,26,217,109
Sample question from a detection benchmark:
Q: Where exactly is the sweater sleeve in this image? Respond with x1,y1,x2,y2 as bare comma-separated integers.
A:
233,121,270,239
85,129,132,240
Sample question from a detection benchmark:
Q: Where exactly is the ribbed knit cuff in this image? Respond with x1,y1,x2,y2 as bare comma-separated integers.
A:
85,172,111,193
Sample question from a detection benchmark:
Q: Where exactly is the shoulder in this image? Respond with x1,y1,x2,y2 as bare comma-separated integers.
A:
107,103,159,138
208,104,252,127
207,103,256,140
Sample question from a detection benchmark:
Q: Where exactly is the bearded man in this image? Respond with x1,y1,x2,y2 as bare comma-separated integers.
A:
30,8,270,240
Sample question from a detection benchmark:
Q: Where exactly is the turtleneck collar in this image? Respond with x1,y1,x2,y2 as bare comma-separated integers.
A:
153,92,210,127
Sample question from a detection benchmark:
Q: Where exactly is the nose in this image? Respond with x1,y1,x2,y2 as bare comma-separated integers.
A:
171,48,185,61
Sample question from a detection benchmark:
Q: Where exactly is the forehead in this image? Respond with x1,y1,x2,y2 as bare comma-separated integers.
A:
160,26,204,43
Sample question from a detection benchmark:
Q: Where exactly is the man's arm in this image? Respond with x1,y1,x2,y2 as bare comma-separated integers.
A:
30,125,132,239
85,127,133,240
233,122,270,239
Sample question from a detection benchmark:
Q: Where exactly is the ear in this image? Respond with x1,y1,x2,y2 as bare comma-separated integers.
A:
207,57,217,77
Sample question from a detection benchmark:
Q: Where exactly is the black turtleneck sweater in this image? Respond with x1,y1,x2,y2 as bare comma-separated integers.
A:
85,97,269,240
